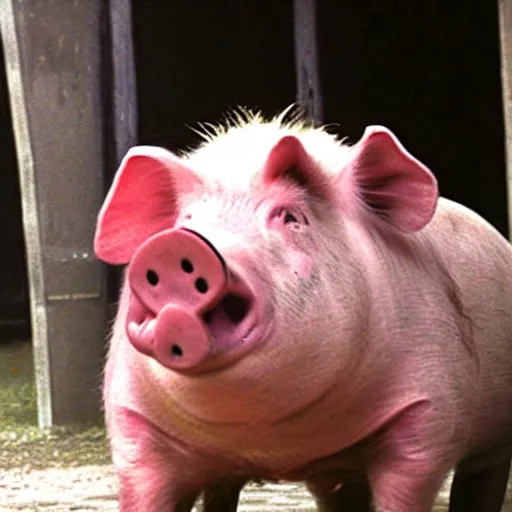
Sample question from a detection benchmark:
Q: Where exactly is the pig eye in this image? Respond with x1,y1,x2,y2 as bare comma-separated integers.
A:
272,207,309,227
284,211,298,224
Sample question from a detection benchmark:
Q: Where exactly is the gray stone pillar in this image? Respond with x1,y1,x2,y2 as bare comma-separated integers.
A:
1,0,109,427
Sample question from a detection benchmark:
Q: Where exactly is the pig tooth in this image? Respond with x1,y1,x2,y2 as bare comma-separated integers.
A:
128,318,155,340
127,320,140,338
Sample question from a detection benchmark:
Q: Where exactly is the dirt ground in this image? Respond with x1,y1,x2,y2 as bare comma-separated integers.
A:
0,465,454,512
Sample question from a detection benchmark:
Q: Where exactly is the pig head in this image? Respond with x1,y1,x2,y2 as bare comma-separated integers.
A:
94,122,438,426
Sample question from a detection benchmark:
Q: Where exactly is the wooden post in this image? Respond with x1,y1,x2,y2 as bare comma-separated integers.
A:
109,0,138,165
294,0,323,125
499,0,512,240
0,0,108,426
105,0,138,322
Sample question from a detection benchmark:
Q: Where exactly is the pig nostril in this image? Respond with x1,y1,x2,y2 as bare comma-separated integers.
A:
171,344,183,357
195,278,208,294
181,259,194,273
146,270,159,286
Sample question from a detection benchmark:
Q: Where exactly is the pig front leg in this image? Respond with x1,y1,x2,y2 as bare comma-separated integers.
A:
109,407,237,511
367,400,454,512
369,461,446,512
448,458,511,512
121,476,243,512
307,478,372,511
117,458,198,511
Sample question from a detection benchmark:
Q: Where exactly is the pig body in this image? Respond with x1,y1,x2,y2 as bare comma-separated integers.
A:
95,110,512,511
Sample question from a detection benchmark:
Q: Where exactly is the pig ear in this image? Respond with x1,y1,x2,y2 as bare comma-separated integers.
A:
341,126,438,232
94,146,203,265
262,135,331,198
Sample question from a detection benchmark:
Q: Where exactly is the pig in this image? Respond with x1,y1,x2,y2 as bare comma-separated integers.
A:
94,108,512,512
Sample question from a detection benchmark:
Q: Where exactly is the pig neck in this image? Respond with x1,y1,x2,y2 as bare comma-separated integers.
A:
126,337,426,472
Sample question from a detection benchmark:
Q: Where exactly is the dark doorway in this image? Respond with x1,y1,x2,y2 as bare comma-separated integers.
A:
131,0,297,150
318,0,507,236
0,39,30,341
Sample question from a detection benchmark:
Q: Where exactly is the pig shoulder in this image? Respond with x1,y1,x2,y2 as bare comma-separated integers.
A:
426,197,512,291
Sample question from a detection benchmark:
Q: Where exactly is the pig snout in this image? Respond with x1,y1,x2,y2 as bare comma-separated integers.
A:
125,228,262,372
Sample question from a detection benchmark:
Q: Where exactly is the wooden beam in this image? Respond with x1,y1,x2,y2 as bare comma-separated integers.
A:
294,0,323,124
109,0,138,164
499,0,512,240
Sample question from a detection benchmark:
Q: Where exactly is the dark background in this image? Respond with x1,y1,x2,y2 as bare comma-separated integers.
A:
1,0,506,334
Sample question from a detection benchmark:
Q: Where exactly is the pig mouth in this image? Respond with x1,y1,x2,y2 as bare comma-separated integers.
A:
201,276,265,354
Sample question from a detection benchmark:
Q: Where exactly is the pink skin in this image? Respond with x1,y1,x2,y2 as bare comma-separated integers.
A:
95,112,512,512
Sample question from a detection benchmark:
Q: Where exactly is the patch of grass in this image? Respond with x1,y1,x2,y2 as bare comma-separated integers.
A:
0,378,37,428
0,425,111,470
0,340,111,470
